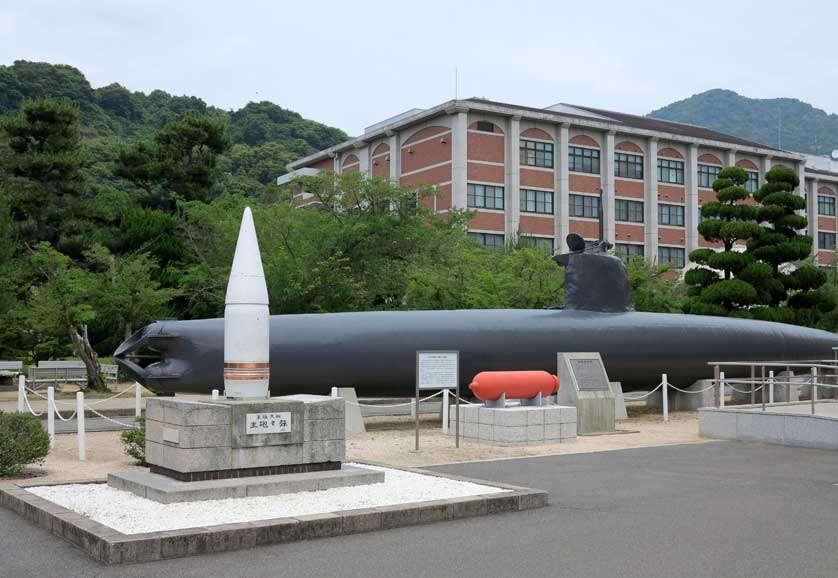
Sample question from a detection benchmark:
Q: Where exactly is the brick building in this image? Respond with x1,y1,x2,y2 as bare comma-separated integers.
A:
281,98,838,268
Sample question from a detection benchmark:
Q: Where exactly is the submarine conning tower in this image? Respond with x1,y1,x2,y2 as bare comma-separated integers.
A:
552,234,634,313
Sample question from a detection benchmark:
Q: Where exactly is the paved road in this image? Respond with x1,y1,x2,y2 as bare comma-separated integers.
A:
2,441,838,578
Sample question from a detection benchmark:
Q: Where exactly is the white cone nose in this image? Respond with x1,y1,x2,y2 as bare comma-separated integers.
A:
225,207,269,306
224,207,270,399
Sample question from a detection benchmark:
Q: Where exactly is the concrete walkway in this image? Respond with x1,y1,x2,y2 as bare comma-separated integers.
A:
3,441,838,577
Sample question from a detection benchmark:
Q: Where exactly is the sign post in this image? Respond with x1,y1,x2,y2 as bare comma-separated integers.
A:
415,350,459,451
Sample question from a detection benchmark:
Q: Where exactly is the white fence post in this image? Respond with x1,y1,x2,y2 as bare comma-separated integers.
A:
719,372,725,408
442,389,450,434
212,389,220,400
330,387,338,398
812,367,818,402
76,391,86,461
17,375,24,413
768,370,774,405
135,382,142,417
662,373,669,422
47,386,55,449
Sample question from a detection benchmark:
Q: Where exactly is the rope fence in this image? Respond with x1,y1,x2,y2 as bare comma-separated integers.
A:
341,389,444,408
16,377,142,460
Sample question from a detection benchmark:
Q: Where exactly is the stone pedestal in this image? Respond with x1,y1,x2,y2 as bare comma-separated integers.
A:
144,394,345,480
108,465,382,503
108,394,370,503
449,404,577,446
556,353,615,434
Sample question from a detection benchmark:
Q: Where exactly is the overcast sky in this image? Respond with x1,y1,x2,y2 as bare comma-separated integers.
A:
3,0,838,136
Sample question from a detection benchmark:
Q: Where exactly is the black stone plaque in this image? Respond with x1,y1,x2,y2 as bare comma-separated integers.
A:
569,358,609,391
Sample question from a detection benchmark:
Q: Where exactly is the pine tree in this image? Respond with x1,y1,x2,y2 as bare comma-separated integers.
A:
684,166,762,316
748,166,833,324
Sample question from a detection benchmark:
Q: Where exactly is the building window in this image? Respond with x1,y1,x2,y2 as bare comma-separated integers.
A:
657,158,684,184
697,164,721,188
520,236,554,251
475,121,496,133
658,246,685,268
659,203,685,227
568,146,600,174
520,140,554,168
469,232,505,249
569,193,600,218
615,243,644,261
467,183,504,210
818,195,836,216
520,189,553,214
615,199,644,223
820,232,837,250
615,152,643,179
745,170,759,193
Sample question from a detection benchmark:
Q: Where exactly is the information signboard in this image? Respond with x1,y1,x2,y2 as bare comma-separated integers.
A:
569,358,610,391
415,350,460,450
417,351,459,390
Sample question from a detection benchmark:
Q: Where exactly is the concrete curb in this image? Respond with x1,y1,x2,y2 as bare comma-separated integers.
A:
0,465,548,565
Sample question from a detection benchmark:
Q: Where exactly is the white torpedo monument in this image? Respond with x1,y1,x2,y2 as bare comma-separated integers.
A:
223,207,270,399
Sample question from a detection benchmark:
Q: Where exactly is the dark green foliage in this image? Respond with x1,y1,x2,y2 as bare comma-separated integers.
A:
748,167,812,278
741,167,828,324
120,413,146,466
115,116,232,207
625,257,685,313
0,410,50,475
1,98,86,250
649,88,838,157
0,60,348,192
686,166,760,316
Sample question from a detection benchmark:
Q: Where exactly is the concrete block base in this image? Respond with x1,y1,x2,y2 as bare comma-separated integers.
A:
108,465,384,504
700,401,838,450
449,404,577,445
333,387,365,434
609,382,628,420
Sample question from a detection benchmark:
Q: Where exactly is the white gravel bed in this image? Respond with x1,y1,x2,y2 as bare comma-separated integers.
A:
27,463,507,534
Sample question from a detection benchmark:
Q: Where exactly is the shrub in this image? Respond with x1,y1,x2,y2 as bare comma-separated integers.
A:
0,411,50,476
120,412,146,466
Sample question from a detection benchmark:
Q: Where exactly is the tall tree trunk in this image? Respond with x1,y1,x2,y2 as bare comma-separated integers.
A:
68,322,107,391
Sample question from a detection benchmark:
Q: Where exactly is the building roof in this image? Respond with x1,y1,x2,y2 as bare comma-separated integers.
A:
288,97,803,171
568,104,786,153
804,166,838,179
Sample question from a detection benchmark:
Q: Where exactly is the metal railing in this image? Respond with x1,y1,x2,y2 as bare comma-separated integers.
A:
709,351,838,415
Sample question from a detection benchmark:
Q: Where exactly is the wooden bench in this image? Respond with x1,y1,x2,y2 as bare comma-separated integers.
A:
0,361,23,374
0,361,23,389
28,360,119,387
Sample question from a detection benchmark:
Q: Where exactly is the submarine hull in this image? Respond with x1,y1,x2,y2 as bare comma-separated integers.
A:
116,309,838,396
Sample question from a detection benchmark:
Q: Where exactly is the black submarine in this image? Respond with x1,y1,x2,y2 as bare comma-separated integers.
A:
115,234,838,396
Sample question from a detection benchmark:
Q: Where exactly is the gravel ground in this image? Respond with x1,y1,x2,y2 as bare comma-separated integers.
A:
27,463,506,534
351,408,705,467
4,408,704,483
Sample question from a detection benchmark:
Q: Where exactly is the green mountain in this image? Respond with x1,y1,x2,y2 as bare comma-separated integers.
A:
649,89,838,157
0,60,348,189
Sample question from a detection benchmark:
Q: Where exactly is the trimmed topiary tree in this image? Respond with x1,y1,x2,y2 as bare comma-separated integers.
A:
0,411,50,476
747,166,834,324
684,166,762,316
